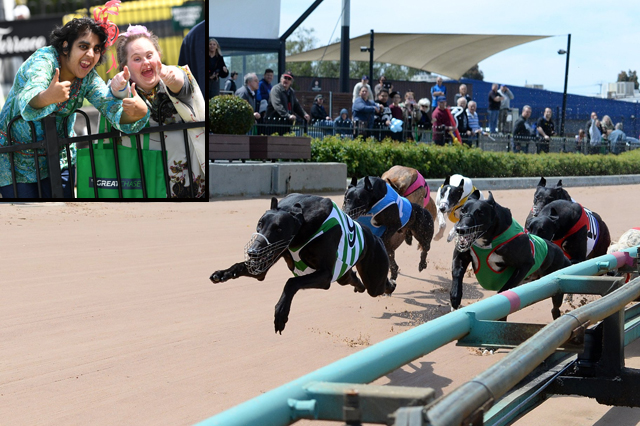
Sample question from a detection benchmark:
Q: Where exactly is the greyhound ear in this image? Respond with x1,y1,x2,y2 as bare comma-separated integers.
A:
443,175,451,185
270,197,278,210
556,180,563,187
468,189,481,200
457,179,465,188
549,206,560,220
364,176,373,191
350,176,358,187
487,191,495,204
538,176,546,187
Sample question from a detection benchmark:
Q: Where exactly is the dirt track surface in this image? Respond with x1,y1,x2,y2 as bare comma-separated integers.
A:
1,188,640,426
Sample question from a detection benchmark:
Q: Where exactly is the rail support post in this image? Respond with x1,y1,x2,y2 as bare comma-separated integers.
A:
43,114,64,198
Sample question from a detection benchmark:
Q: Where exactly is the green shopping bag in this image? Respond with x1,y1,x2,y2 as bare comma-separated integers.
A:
77,117,167,198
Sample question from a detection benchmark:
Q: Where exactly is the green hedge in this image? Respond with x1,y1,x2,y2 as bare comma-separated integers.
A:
311,136,640,178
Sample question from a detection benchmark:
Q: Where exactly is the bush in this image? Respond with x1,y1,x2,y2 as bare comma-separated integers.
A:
209,95,255,135
311,137,640,178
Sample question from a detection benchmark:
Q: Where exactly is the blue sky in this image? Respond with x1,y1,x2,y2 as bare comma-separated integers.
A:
280,0,640,97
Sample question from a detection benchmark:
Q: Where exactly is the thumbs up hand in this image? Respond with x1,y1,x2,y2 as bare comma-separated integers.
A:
156,62,184,93
121,83,148,123
45,68,72,104
110,65,131,97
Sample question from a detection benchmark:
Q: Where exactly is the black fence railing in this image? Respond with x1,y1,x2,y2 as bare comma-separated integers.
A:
0,111,205,199
248,119,640,156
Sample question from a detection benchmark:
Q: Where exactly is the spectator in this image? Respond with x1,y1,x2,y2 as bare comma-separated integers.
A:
467,100,483,141
389,91,403,120
374,75,385,98
402,91,420,140
585,111,602,145
588,118,603,154
209,37,228,99
454,83,472,104
417,98,432,130
235,72,261,120
256,68,274,103
389,91,404,141
178,21,205,100
430,76,446,108
607,122,640,154
487,83,503,133
334,108,353,137
455,97,472,146
310,79,322,91
601,115,614,139
512,105,536,153
536,107,556,154
265,71,309,135
352,86,379,139
498,85,514,133
374,89,393,140
575,128,586,153
432,96,454,146
310,94,330,121
224,71,238,93
352,75,373,103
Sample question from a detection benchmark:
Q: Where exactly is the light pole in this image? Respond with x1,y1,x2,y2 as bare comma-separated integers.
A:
558,34,571,136
360,30,374,87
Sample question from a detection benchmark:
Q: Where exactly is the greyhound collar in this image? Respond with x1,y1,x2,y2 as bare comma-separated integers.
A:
244,232,293,275
404,171,428,198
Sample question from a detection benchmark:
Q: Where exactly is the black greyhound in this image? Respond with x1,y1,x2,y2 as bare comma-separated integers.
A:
452,190,571,319
526,199,611,263
525,177,572,228
342,176,434,283
210,194,395,334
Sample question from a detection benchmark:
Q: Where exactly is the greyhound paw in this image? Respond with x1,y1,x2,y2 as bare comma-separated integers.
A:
274,313,288,334
210,271,227,283
433,233,443,241
385,279,396,295
418,260,427,272
352,281,366,293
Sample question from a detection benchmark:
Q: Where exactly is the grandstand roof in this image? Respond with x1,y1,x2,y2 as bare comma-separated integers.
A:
286,33,551,80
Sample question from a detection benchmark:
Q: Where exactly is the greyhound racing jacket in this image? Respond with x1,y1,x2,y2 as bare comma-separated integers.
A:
552,204,599,260
470,220,548,291
356,182,412,238
288,202,365,282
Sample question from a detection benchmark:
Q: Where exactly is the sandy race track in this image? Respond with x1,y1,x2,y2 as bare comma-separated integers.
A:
1,187,640,426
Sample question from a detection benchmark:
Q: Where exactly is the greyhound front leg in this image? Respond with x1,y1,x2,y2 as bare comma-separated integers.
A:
434,210,447,241
274,270,333,334
210,262,267,283
446,226,457,243
451,250,471,310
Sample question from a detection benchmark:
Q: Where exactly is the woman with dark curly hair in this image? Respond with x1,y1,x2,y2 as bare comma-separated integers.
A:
107,25,206,198
0,0,149,199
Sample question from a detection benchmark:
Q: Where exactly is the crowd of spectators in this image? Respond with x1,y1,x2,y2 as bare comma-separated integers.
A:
209,41,639,154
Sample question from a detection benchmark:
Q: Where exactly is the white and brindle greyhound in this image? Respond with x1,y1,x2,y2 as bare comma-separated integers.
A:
434,174,484,242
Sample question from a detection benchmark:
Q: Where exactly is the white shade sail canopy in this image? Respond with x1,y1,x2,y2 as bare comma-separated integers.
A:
286,33,551,80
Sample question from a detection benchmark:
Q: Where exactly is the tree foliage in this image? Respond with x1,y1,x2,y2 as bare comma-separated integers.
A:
617,70,638,89
462,64,484,81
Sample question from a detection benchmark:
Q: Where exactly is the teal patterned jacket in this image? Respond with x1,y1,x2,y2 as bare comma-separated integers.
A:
0,46,150,186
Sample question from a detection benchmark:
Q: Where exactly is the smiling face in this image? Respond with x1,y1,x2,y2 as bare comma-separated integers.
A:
125,37,162,91
59,30,102,81
209,39,217,54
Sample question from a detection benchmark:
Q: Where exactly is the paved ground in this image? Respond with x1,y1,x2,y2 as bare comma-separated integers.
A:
1,187,640,425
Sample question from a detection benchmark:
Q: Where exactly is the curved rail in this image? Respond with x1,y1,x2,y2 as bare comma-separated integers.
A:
197,247,638,426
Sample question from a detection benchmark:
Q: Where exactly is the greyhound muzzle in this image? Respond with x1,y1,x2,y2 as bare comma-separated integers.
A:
342,203,369,220
454,224,485,252
244,233,292,275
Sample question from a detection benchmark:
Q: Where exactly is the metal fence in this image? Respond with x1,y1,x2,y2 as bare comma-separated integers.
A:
251,119,640,155
197,247,640,426
0,109,204,199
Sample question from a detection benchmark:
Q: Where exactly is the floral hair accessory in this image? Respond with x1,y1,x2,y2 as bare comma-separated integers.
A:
120,24,151,38
93,0,121,72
